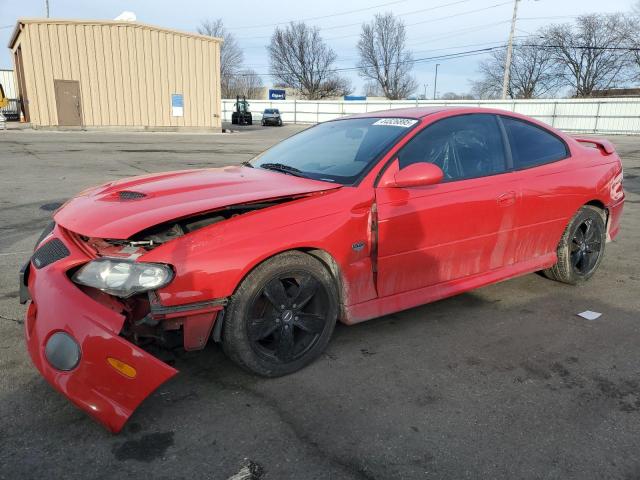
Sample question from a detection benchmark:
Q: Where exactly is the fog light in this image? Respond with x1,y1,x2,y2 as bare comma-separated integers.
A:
45,332,81,371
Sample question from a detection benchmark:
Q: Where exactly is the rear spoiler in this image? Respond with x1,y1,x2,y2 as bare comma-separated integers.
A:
574,137,615,155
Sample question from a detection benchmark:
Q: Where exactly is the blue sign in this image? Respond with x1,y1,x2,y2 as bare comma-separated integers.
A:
171,94,184,117
269,89,286,100
171,94,184,107
344,95,367,101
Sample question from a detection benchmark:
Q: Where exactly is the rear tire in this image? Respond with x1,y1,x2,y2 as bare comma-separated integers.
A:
222,251,338,377
543,205,606,285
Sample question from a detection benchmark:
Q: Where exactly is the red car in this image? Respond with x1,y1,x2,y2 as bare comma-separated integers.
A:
20,107,624,432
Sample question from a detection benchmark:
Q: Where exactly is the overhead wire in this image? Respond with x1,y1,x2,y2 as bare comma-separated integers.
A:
228,0,412,30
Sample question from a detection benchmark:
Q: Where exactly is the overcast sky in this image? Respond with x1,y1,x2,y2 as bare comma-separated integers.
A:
1,0,637,95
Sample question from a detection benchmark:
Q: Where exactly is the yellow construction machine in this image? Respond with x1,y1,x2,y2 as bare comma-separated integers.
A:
0,84,8,108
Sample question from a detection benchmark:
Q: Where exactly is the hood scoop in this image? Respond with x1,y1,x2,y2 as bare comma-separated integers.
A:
54,166,340,239
118,190,147,200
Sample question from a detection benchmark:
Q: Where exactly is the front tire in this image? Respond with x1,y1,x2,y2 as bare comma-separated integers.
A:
544,205,606,284
222,251,338,377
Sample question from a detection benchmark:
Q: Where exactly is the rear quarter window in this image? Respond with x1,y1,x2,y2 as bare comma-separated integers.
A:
502,116,569,169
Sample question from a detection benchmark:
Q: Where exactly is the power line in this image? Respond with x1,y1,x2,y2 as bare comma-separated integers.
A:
407,20,512,47
303,0,473,32
240,0,476,41
522,43,640,52
519,15,578,20
325,1,513,41
237,18,514,52
332,37,527,64
238,45,506,77
237,40,640,78
228,0,410,30
242,37,530,70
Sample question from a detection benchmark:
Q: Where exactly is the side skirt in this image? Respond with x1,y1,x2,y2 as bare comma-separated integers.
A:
344,253,556,325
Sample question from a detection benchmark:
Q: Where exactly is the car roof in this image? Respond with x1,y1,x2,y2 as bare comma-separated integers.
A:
339,105,573,144
343,106,453,120
342,106,527,120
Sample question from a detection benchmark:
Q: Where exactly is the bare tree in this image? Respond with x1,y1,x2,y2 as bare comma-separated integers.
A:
267,22,349,99
627,5,640,82
363,81,384,97
227,69,264,99
542,14,634,97
471,39,562,99
356,13,417,99
440,91,476,100
197,19,244,98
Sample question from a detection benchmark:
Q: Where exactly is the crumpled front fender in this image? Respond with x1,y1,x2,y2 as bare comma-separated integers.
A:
24,229,178,433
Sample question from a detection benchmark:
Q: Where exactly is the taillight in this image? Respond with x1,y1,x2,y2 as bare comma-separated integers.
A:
610,172,624,201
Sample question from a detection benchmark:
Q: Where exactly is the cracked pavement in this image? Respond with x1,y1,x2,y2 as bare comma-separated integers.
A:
1,126,639,479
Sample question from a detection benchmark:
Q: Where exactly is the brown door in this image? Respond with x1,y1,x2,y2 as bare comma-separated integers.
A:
54,80,82,126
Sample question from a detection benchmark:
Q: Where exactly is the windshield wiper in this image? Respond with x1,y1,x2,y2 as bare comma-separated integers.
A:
259,163,306,178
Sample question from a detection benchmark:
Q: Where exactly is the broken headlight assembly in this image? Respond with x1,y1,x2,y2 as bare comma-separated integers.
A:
72,258,174,298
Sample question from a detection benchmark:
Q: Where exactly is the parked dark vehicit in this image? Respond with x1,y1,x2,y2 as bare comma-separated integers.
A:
20,107,624,432
262,108,282,126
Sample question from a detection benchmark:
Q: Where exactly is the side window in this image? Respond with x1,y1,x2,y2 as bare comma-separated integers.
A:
397,114,507,181
502,116,569,169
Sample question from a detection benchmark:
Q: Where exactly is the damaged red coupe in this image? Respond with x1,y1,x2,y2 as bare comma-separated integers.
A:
20,107,625,432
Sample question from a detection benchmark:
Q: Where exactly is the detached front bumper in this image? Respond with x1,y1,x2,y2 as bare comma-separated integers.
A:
22,226,177,433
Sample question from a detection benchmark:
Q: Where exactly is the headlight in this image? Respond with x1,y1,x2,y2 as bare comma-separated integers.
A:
72,259,173,297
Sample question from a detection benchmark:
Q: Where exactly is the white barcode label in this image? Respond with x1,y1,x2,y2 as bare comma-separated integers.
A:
372,118,418,128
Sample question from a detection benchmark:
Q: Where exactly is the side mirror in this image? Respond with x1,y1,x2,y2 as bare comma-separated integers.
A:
391,163,444,188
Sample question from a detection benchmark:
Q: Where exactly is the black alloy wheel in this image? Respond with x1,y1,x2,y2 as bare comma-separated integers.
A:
570,216,603,276
222,251,338,376
544,205,606,284
247,274,328,363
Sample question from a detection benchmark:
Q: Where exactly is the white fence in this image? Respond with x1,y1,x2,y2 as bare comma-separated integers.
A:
222,98,640,135
0,70,17,98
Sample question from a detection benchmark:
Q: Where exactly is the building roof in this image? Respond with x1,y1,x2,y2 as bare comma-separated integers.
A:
8,18,223,49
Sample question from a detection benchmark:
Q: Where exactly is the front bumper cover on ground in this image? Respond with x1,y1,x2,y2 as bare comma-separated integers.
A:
22,227,177,433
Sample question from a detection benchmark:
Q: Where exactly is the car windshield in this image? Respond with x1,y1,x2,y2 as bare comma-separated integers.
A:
251,117,418,184
264,109,278,114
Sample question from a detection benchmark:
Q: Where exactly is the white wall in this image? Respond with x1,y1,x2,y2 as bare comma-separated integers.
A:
222,97,640,135
0,69,17,98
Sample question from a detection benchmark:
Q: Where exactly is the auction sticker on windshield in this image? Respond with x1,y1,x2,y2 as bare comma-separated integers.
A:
372,118,418,128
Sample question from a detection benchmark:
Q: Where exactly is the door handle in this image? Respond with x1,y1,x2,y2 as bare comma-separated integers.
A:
497,191,516,207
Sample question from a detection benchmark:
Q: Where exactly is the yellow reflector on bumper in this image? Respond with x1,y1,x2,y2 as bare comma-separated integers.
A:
107,357,137,379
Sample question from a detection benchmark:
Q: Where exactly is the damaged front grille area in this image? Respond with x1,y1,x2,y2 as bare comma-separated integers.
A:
105,198,299,250
32,238,70,269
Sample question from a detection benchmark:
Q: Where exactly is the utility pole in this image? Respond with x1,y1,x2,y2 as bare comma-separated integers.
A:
423,83,428,100
433,64,440,100
501,0,520,99
45,0,50,17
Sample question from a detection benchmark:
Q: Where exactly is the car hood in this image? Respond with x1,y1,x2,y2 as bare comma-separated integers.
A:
55,166,340,239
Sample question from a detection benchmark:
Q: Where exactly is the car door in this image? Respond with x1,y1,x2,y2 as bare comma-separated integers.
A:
498,115,573,264
375,113,519,298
